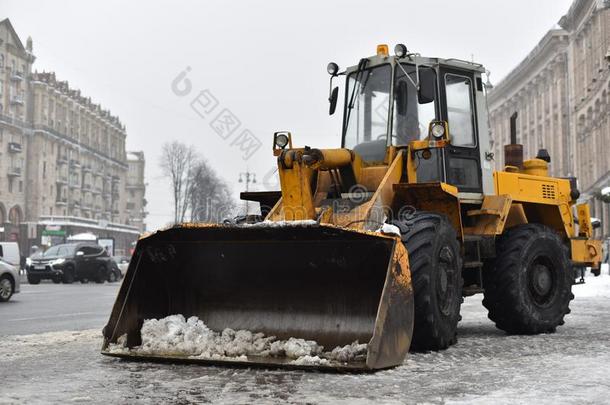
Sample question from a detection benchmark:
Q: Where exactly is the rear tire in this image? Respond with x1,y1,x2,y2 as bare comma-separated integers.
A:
107,269,118,283
94,266,107,284
0,275,14,302
52,276,62,284
62,266,75,284
391,212,463,351
482,224,573,334
27,275,40,285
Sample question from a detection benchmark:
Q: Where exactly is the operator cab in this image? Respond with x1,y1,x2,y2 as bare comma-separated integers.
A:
329,44,494,198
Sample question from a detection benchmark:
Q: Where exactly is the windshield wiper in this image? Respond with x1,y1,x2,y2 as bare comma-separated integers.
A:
344,58,369,131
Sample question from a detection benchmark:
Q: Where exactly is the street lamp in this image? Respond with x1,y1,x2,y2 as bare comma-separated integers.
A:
238,170,257,213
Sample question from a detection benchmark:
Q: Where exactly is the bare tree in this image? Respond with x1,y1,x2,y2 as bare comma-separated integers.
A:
160,141,197,224
188,159,235,223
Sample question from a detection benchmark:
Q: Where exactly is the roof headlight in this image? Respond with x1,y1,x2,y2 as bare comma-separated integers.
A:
394,44,408,58
327,62,339,76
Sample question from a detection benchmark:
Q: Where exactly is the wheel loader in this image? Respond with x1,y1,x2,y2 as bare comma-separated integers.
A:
101,44,602,371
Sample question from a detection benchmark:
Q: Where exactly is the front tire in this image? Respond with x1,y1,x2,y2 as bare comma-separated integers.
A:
391,212,463,351
482,224,573,334
27,274,41,285
0,275,14,302
62,266,75,284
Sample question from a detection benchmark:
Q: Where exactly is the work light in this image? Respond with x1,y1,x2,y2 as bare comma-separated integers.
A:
394,44,408,58
275,133,289,148
327,62,339,76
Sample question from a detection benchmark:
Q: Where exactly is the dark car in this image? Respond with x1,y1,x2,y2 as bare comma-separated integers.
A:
26,243,114,284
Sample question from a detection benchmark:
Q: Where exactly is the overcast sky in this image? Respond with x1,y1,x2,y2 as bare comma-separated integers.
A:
3,0,574,229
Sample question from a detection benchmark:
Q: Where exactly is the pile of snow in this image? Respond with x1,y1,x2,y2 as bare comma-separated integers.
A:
377,223,401,237
242,220,318,228
107,314,367,365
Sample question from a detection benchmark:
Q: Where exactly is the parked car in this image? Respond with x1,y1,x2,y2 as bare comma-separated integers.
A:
0,242,21,269
26,243,114,284
0,259,20,302
112,256,130,276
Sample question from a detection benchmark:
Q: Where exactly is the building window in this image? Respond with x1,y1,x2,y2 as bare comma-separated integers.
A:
43,161,47,178
8,179,12,193
0,54,3,68
19,181,22,193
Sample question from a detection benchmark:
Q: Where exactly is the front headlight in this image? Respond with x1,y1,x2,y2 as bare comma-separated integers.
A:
26,257,32,266
431,123,446,139
50,258,66,266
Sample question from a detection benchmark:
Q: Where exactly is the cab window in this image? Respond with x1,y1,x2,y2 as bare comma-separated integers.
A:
445,74,476,147
392,64,437,145
343,64,392,162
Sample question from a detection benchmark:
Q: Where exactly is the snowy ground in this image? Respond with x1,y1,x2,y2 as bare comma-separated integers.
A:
1,275,610,404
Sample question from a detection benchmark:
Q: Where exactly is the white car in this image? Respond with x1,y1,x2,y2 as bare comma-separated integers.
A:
112,256,130,276
0,259,20,302
0,242,21,269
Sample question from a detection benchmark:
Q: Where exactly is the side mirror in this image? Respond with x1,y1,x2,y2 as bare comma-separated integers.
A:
76,251,84,256
329,86,339,115
418,68,436,104
591,218,602,230
396,80,408,116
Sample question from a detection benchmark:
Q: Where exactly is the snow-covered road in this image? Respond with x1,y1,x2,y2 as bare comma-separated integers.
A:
2,276,610,404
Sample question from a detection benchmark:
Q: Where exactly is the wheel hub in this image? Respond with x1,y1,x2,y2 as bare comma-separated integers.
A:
0,279,12,299
531,264,552,296
437,246,455,316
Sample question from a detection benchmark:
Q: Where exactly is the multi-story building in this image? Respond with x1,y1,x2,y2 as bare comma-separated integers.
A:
0,18,34,242
488,0,610,239
0,18,146,254
126,151,147,232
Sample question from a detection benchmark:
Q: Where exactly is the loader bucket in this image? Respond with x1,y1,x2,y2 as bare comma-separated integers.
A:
101,222,413,371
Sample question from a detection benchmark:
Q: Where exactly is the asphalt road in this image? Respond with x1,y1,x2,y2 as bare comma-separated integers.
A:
0,280,120,336
1,276,610,404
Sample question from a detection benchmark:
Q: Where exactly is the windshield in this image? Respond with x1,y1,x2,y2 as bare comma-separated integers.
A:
392,64,436,145
343,64,392,162
43,244,77,257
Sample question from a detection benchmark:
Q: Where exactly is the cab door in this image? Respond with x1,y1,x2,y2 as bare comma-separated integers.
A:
438,69,482,193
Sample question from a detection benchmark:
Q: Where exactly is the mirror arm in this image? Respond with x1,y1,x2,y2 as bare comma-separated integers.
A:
328,75,335,102
396,59,419,90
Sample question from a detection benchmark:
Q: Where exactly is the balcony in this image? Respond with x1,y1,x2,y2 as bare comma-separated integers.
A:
82,165,92,173
56,198,67,206
7,167,21,177
56,176,68,185
8,142,22,153
57,155,69,165
10,95,24,106
10,70,24,81
82,183,92,191
70,159,81,168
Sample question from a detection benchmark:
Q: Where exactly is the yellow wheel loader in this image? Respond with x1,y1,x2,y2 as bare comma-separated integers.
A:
101,44,602,371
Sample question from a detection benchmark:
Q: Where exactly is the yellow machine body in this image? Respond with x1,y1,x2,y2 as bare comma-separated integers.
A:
101,47,601,372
